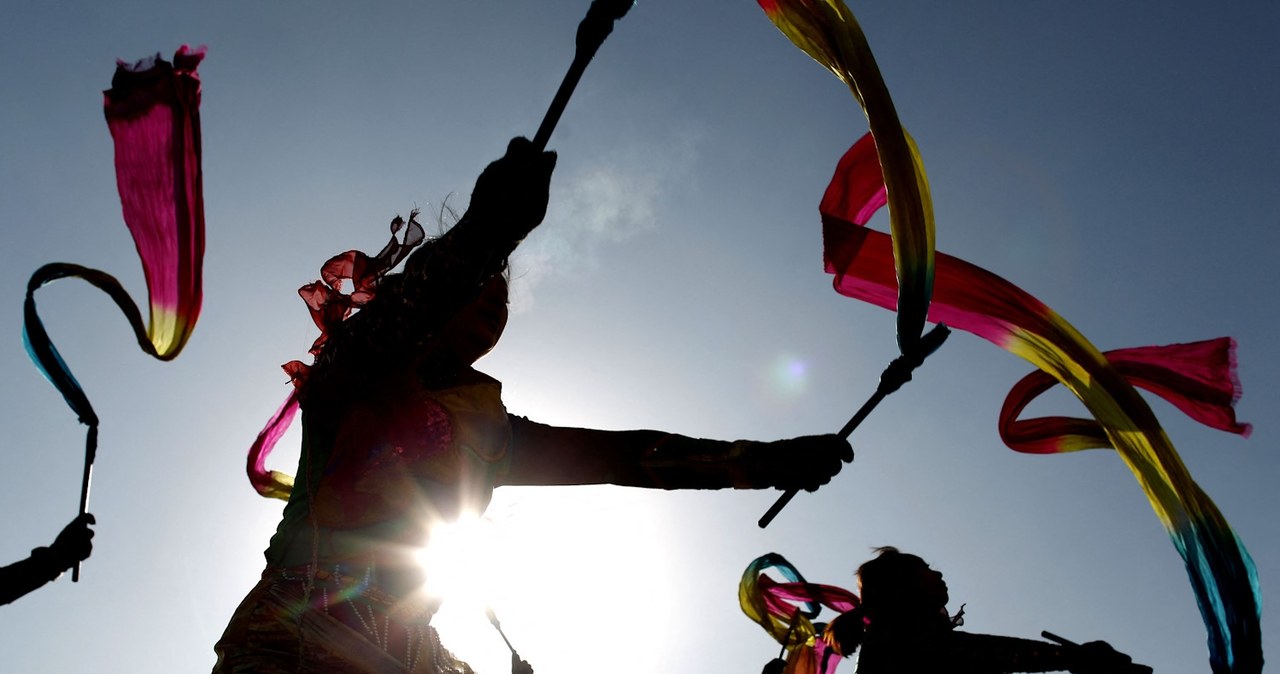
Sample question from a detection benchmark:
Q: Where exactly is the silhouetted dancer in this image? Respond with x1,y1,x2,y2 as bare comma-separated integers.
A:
212,137,850,673
1,513,95,606
823,547,1151,674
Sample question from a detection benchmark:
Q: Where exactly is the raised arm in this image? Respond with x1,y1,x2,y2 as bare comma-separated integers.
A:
501,416,851,490
400,137,556,312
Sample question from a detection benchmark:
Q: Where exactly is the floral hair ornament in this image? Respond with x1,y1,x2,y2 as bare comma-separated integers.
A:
247,211,426,501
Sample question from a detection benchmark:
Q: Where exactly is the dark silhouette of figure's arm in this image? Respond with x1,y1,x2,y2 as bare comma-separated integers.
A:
503,416,851,490
945,632,1148,674
1,514,95,606
390,136,556,352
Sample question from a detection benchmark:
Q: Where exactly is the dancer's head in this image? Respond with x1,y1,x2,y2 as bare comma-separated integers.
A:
824,547,953,657
438,273,509,365
855,546,949,616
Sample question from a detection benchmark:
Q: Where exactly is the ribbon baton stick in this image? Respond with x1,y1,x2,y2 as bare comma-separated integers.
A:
487,608,536,674
71,425,97,581
758,323,951,528
532,0,635,151
487,608,518,655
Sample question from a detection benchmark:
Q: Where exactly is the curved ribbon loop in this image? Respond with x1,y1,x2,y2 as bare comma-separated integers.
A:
1000,338,1252,454
23,47,206,523
740,553,859,674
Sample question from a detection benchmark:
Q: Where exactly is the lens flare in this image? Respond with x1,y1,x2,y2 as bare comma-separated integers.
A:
767,353,810,398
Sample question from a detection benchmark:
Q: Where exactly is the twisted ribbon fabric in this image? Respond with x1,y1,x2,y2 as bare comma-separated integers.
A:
740,553,859,674
758,0,935,352
822,131,1259,673
757,1,1260,670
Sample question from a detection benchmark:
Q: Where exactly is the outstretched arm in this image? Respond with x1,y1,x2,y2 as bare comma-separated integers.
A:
0,514,95,606
501,416,851,490
947,632,1147,674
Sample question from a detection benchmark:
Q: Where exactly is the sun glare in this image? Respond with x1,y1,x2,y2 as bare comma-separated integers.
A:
420,488,676,674
418,512,501,605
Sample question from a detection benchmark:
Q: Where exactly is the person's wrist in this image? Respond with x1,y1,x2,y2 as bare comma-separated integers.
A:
30,546,70,577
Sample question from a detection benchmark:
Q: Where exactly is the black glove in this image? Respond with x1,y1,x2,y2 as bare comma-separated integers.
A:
511,652,534,674
744,434,853,491
469,137,557,242
1069,640,1150,674
48,513,96,571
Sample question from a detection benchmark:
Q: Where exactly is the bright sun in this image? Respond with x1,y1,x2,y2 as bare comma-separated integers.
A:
417,511,503,606
415,487,676,674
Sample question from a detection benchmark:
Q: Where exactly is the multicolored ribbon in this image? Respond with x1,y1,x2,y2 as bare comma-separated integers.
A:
753,0,951,530
756,1,1259,670
23,46,206,516
740,553,859,674
758,0,935,353
821,131,1260,673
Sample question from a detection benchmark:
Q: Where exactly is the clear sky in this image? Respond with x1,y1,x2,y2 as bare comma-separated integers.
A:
1,2,1277,673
